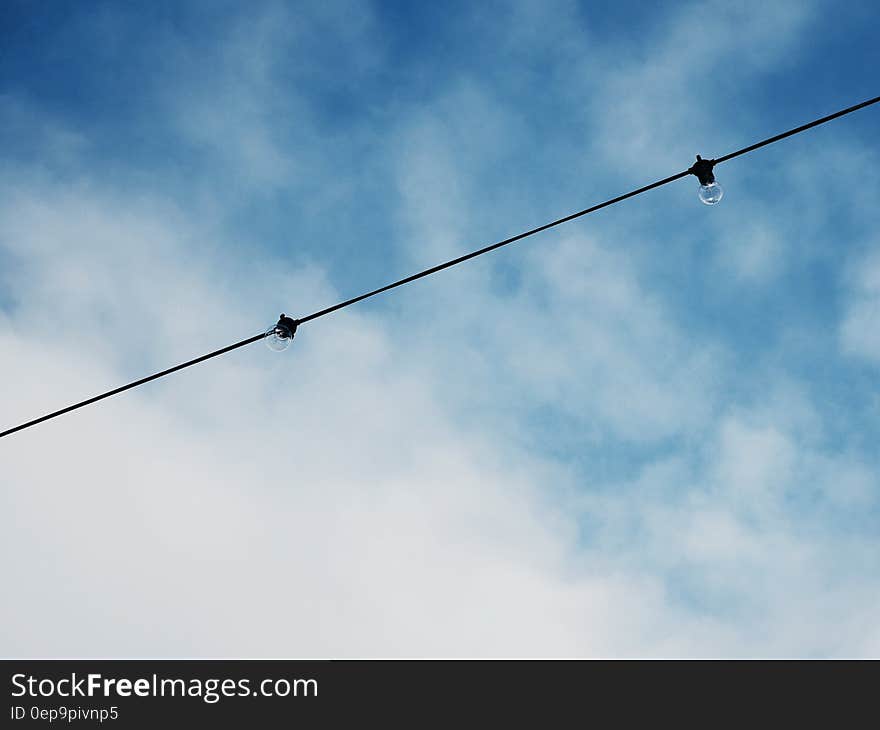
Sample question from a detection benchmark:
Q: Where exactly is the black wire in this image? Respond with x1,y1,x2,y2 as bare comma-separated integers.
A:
715,95,880,164
0,333,266,439
2,95,878,440
303,95,879,323
299,169,691,324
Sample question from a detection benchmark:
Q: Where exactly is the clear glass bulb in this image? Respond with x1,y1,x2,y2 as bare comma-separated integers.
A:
698,181,723,205
265,323,293,351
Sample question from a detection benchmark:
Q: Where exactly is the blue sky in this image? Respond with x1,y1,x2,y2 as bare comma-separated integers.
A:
1,0,879,656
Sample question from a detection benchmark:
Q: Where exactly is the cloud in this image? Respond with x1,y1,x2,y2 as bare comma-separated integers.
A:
841,246,880,362
0,175,655,657
588,0,818,172
2,0,879,658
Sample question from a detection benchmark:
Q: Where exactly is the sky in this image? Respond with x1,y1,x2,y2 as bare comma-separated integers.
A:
1,0,879,657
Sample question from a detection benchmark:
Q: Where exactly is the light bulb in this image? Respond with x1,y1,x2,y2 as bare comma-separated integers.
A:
265,313,299,352
698,181,723,205
265,322,293,351
688,155,723,206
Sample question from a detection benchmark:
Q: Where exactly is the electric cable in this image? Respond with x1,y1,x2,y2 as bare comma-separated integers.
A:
2,94,878,440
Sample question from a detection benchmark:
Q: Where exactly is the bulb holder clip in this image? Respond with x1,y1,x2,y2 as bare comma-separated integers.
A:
276,313,299,340
688,155,716,186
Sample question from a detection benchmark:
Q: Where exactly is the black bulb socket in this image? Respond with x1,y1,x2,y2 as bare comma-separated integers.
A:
689,155,716,186
277,313,300,339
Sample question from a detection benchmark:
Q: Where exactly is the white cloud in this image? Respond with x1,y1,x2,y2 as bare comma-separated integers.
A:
2,0,879,659
0,175,663,656
714,219,786,282
588,0,817,172
841,247,880,362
